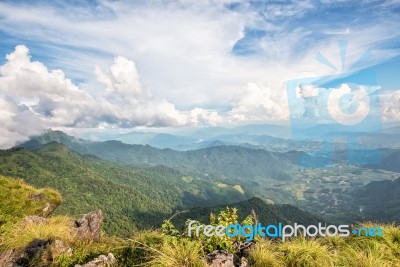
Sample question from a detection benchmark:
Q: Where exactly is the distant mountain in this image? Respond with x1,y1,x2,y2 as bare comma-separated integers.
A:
171,197,322,230
331,148,400,173
79,123,400,151
369,149,400,173
21,130,294,181
102,131,198,149
350,177,400,222
0,143,248,236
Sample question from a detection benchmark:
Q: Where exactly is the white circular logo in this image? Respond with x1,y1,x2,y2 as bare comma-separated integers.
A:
327,84,370,125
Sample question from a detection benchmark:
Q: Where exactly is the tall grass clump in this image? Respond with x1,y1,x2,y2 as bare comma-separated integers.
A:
248,239,284,267
278,238,336,267
150,238,207,267
1,216,73,250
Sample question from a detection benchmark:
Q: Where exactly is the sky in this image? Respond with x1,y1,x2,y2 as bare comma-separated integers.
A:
0,0,399,148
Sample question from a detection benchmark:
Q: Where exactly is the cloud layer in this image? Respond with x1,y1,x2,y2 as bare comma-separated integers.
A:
0,1,399,148
0,45,222,148
0,44,399,148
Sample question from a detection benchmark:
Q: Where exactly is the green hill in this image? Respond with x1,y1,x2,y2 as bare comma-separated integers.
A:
351,177,400,222
21,130,294,181
0,143,247,236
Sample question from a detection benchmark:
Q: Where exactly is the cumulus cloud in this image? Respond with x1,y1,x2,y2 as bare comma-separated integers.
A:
228,82,289,122
380,90,400,122
0,45,100,147
0,45,223,148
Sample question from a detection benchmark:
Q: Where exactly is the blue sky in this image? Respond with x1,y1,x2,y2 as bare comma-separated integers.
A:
0,0,399,147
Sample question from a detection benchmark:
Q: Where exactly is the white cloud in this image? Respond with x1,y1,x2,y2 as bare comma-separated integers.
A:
380,90,400,122
0,45,226,148
0,1,398,147
228,82,289,122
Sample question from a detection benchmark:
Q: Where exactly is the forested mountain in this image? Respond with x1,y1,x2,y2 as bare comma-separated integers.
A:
0,143,248,236
0,142,324,239
350,177,400,222
21,130,294,181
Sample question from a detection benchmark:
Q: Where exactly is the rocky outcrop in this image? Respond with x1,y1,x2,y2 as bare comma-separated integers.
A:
0,239,72,267
29,192,59,216
0,210,104,266
74,253,117,267
73,210,103,242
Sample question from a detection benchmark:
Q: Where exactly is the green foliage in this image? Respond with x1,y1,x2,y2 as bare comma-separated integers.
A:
162,207,254,253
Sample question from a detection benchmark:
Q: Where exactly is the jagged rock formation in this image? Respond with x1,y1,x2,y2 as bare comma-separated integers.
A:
73,210,103,242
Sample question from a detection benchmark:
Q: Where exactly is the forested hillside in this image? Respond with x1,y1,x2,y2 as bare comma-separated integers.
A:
0,143,248,236
21,130,294,181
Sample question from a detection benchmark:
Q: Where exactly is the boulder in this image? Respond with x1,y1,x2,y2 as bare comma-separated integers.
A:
73,210,103,242
74,253,117,267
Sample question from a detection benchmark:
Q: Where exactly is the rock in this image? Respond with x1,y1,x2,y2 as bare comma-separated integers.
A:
207,250,235,267
20,216,47,226
29,193,58,216
206,249,250,267
10,239,51,267
0,250,19,267
47,240,72,261
0,239,72,267
238,257,248,267
73,210,103,242
30,193,45,201
233,241,255,255
74,253,117,267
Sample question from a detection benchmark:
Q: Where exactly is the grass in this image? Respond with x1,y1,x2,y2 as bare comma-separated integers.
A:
2,216,400,266
0,175,62,226
2,175,400,266
1,215,73,250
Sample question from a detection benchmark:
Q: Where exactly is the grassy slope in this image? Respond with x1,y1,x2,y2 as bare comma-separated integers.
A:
0,174,61,230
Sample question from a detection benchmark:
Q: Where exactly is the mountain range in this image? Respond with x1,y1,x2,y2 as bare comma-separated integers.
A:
1,127,399,236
